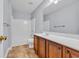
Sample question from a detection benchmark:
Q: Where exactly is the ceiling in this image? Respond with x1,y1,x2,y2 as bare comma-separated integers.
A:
11,0,43,14
10,0,79,15
44,0,79,15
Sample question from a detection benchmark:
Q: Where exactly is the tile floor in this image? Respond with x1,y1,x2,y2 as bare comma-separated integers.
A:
7,45,38,58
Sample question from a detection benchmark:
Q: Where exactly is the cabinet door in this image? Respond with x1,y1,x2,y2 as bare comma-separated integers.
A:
71,50,79,58
63,47,79,58
34,36,39,54
48,41,62,58
38,38,46,58
46,40,49,58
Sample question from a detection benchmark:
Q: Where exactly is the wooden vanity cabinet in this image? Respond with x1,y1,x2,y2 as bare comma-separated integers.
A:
34,35,79,58
47,41,63,58
38,37,46,58
63,47,79,58
34,36,46,58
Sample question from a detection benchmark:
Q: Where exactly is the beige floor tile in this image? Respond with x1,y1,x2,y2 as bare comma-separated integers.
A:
7,45,38,58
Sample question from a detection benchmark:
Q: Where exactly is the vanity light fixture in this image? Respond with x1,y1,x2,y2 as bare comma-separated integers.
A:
49,0,61,4
49,0,54,5
54,0,59,4
46,0,61,8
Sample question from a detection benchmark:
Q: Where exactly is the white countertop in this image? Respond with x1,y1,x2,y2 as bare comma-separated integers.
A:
34,32,79,51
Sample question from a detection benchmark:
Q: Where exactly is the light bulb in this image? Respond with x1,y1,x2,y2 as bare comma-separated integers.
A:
49,0,54,4
54,0,61,4
54,0,58,4
46,0,61,7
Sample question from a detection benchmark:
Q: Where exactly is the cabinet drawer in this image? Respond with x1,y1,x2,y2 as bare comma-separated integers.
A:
47,41,63,58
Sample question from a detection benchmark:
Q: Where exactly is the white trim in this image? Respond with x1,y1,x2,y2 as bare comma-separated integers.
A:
11,43,29,47
4,46,12,58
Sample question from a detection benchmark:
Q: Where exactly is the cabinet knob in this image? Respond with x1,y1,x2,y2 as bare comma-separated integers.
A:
65,50,70,54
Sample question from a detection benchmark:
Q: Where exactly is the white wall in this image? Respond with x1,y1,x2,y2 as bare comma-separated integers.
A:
0,0,4,57
46,2,79,34
0,0,12,57
31,0,48,33
77,2,79,33
31,18,36,37
11,19,31,46
11,10,32,46
33,11,44,33
43,20,50,32
0,0,3,35
13,11,31,20
3,0,12,57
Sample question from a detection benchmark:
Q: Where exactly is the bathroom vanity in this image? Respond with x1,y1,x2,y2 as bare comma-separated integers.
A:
34,33,79,58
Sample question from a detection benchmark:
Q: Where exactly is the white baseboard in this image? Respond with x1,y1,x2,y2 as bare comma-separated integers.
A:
4,46,12,58
11,43,29,47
